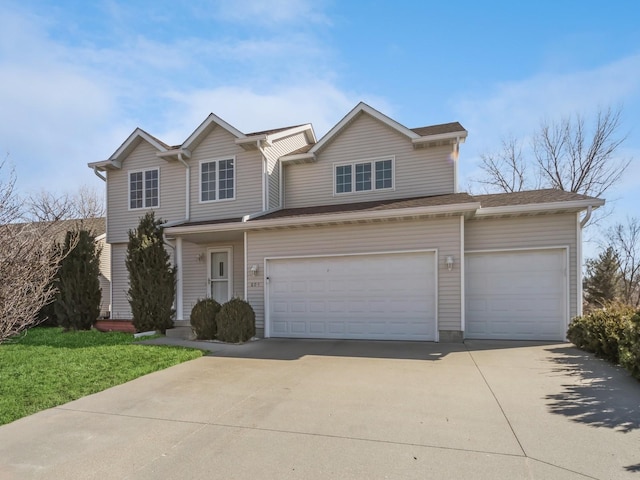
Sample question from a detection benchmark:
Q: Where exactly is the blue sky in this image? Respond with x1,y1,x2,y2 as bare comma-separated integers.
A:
1,0,639,249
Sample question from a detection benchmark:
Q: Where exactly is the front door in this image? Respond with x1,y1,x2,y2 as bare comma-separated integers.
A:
208,249,232,304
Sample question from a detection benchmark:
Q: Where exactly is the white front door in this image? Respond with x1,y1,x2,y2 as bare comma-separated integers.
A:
208,248,232,303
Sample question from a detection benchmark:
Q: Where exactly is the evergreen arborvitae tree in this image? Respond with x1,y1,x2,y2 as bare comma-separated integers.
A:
55,230,102,330
583,246,622,309
126,212,176,333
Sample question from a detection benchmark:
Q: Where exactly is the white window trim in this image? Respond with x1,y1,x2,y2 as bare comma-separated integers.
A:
333,156,395,196
199,156,237,204
128,167,160,211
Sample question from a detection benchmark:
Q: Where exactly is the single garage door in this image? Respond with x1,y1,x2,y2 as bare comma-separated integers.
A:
266,251,436,340
465,249,568,341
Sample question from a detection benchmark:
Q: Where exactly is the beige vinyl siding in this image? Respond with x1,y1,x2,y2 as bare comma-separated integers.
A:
266,132,311,210
189,127,263,222
284,114,455,208
465,214,579,319
246,217,462,335
97,238,111,315
180,238,245,320
106,141,186,244
110,243,130,319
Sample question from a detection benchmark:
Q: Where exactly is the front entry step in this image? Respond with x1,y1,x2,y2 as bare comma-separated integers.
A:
165,326,195,340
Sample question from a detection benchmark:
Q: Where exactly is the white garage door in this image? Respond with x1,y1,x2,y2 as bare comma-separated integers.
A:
266,252,436,340
465,249,568,341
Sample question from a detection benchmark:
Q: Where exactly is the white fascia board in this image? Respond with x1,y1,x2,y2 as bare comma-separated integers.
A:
88,159,119,170
182,113,246,149
310,102,420,154
167,202,481,236
156,148,192,159
280,152,316,163
412,130,468,145
113,128,168,160
235,134,267,145
475,199,606,217
267,124,317,143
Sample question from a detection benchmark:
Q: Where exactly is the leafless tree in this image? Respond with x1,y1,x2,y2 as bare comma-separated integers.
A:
0,161,70,343
608,217,640,308
25,185,105,222
475,106,631,198
477,136,529,193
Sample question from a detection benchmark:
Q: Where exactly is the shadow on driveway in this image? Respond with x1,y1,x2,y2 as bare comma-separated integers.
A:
543,346,640,434
144,337,561,362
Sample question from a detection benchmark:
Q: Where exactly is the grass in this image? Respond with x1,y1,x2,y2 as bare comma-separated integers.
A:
0,327,203,426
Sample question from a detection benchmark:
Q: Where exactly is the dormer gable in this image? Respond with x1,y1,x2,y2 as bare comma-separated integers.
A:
88,128,169,174
280,102,467,164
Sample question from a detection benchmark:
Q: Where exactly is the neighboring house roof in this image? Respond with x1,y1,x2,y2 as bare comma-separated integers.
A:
410,122,466,137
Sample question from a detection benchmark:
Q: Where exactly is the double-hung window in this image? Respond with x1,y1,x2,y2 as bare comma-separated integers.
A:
201,158,235,202
129,168,159,209
334,158,394,194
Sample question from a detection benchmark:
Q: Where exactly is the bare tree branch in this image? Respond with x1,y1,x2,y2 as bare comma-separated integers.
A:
476,136,528,193
608,217,640,308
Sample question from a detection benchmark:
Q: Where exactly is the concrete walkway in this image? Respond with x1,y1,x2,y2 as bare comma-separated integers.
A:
0,339,638,479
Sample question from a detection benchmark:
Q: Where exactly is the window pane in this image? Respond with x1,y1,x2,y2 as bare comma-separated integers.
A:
130,172,143,209
201,162,216,201
355,163,372,191
219,159,234,199
375,160,392,189
145,170,158,207
336,165,352,193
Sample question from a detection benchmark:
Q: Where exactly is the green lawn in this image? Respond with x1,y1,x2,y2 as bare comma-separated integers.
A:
0,327,203,426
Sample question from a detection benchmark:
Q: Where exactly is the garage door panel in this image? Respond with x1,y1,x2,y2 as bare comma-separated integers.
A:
465,249,567,341
268,252,436,341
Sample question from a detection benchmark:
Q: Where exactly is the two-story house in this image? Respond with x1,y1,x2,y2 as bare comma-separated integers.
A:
89,102,603,342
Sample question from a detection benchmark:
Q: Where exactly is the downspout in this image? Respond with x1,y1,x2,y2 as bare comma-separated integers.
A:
576,205,594,318
176,152,190,222
579,205,593,228
93,167,106,181
453,137,460,194
257,141,268,212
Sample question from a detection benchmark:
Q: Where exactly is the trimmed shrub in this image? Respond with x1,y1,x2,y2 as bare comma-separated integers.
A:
619,312,640,380
567,302,635,363
216,298,256,343
190,299,221,340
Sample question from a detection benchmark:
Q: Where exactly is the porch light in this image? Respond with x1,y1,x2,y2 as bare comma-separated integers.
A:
445,256,454,271
196,253,204,263
250,264,259,276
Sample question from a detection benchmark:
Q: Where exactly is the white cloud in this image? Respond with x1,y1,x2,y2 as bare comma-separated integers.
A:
158,83,391,144
208,0,330,25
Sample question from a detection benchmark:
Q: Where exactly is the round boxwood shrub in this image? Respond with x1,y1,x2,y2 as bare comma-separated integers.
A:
216,298,256,343
190,298,221,340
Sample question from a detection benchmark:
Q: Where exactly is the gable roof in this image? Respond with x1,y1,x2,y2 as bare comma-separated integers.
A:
88,128,169,171
280,102,467,163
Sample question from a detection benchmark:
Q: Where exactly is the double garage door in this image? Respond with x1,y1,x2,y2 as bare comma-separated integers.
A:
266,252,437,341
465,249,568,341
265,248,568,342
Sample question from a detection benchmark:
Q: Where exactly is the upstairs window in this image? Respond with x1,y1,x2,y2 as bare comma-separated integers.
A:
201,158,235,202
334,158,394,195
129,168,159,209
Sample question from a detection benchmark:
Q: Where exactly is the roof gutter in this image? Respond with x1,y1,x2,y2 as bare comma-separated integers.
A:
475,199,605,217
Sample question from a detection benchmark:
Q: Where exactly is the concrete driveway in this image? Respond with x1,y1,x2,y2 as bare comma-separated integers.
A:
0,339,638,480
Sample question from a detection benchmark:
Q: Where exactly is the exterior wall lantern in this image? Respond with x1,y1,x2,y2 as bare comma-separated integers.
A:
445,256,454,271
250,264,259,276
